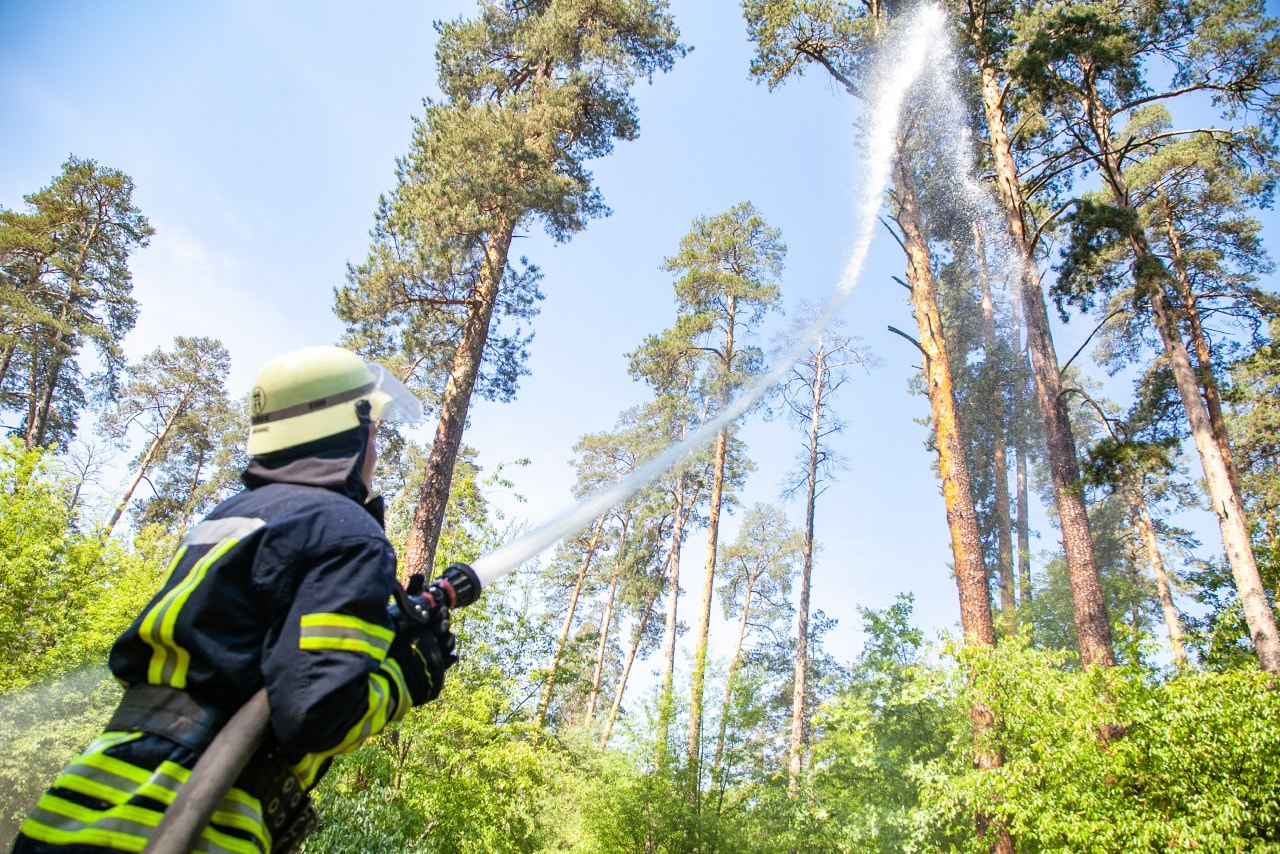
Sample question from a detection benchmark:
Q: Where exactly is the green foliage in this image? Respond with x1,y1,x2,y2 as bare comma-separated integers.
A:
0,439,167,692
929,642,1280,852
805,602,1280,852
742,0,875,96
809,595,960,852
338,1,686,409
0,442,167,846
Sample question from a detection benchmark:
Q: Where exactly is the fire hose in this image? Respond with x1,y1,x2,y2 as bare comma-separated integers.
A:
142,562,482,854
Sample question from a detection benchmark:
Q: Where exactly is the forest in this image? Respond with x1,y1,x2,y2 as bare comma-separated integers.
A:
3,0,1280,851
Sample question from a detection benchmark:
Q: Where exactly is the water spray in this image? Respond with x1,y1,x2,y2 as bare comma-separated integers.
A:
143,7,947,852
470,4,946,589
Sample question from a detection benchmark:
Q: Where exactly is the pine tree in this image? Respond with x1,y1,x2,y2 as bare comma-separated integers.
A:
779,321,873,791
99,337,239,537
658,202,782,785
0,157,152,450
338,1,685,578
1025,0,1280,670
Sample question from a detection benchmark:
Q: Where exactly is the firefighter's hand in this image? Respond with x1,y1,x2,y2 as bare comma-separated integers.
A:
388,573,457,705
389,629,450,706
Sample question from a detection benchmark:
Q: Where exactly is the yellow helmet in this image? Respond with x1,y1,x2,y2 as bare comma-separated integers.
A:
247,346,423,456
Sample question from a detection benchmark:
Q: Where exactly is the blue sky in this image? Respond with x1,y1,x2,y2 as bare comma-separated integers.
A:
3,1,1270,673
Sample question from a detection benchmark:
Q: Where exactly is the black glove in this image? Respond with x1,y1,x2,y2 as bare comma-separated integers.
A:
387,573,458,706
388,628,448,706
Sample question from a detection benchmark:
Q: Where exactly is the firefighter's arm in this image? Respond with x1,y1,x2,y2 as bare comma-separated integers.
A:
261,535,423,758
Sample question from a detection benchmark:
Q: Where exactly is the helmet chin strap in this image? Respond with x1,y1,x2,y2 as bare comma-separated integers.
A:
355,400,377,496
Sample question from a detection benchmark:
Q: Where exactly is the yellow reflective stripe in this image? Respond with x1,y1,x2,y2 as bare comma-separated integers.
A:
381,656,411,722
291,753,324,791
53,768,265,844
138,546,188,683
139,537,240,688
298,613,394,661
292,673,395,788
21,797,148,852
23,793,261,854
54,746,268,851
80,745,154,785
158,542,188,587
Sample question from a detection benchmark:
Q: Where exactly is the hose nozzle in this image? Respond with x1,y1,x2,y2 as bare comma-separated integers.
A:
429,562,482,609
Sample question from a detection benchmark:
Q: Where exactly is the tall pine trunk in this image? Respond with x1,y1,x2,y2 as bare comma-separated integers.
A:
895,152,994,649
104,390,193,536
688,295,738,781
712,572,756,783
586,568,621,723
1127,486,1187,668
896,139,1010,854
1159,190,1241,492
600,585,659,751
975,224,1016,634
687,422,729,776
587,509,631,724
975,53,1114,667
1135,238,1278,670
25,299,72,450
403,218,512,578
787,347,821,794
654,473,686,767
537,514,607,728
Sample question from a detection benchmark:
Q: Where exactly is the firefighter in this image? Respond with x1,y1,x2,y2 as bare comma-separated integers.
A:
13,345,453,854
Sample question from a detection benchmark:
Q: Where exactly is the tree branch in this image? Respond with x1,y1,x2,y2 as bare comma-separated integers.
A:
887,325,926,357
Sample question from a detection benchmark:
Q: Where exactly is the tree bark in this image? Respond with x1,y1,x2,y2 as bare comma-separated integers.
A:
1127,486,1187,668
712,572,756,783
1015,448,1032,610
25,298,72,450
788,345,822,794
587,509,631,723
1142,251,1279,670
104,389,193,537
688,294,738,781
897,130,1010,854
687,423,728,775
975,224,1016,634
895,152,995,649
403,217,513,578
654,472,686,767
586,566,621,723
1159,190,1241,493
537,514,607,728
600,584,659,751
975,54,1114,668
1077,72,1280,672
1010,287,1034,613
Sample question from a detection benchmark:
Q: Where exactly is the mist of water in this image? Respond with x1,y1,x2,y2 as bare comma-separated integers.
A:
469,4,950,588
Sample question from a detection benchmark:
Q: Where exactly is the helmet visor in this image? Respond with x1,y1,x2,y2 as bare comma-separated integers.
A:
366,363,424,425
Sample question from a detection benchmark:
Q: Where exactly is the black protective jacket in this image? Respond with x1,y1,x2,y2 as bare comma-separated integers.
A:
14,430,426,854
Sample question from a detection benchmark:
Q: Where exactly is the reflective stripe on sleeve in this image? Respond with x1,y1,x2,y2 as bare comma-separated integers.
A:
298,613,394,660
380,656,411,722
292,672,395,788
184,516,266,546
